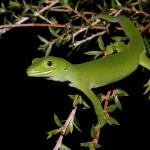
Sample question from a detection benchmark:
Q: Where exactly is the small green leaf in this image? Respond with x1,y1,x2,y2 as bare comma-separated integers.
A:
111,36,127,42
114,0,122,7
54,113,62,127
45,43,53,56
90,125,96,138
97,36,105,50
9,0,21,8
106,43,115,54
0,3,6,14
80,142,91,147
73,117,82,132
89,145,95,150
47,129,60,139
65,120,74,135
115,97,122,110
116,88,129,96
81,142,99,150
82,101,90,109
49,16,58,23
70,94,82,107
114,42,127,52
59,0,69,6
37,35,49,43
73,123,81,132
56,36,67,47
60,144,71,150
107,116,120,125
69,94,90,108
68,94,76,100
0,8,5,14
69,121,74,133
84,50,100,58
73,95,82,107
37,43,48,52
107,104,118,113
75,1,80,10
95,143,102,148
48,27,58,37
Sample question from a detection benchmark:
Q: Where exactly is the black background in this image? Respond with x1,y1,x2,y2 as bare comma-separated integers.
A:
1,23,150,150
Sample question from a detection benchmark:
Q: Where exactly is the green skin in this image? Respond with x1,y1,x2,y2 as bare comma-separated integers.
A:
27,15,150,128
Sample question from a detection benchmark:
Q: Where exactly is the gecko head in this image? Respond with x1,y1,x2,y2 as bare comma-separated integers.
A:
26,56,72,81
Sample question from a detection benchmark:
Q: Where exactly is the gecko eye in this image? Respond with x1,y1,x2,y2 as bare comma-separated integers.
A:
47,61,52,66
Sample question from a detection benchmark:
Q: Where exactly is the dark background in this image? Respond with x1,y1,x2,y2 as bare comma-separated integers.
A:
1,25,150,150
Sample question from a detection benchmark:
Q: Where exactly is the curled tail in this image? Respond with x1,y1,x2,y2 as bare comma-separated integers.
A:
99,14,145,54
117,16,145,51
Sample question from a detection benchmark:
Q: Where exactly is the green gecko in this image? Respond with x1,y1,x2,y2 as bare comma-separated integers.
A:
26,15,150,130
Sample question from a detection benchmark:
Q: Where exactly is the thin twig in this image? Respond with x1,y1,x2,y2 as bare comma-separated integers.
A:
66,19,102,41
15,17,29,24
34,12,53,24
38,0,59,14
50,7,93,16
0,0,59,34
0,23,66,29
33,0,59,24
66,6,91,25
53,135,63,150
140,23,150,34
103,91,111,118
109,9,123,16
110,6,150,17
123,6,150,16
96,4,104,12
91,129,100,149
73,31,106,48
0,23,106,30
53,107,77,150
130,1,139,6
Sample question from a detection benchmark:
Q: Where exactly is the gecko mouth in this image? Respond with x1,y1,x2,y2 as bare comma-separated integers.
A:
27,69,54,77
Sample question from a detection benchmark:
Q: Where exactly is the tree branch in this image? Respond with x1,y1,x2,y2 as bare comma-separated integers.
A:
53,107,77,150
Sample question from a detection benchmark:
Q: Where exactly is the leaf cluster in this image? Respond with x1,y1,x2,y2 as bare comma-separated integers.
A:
1,0,149,149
